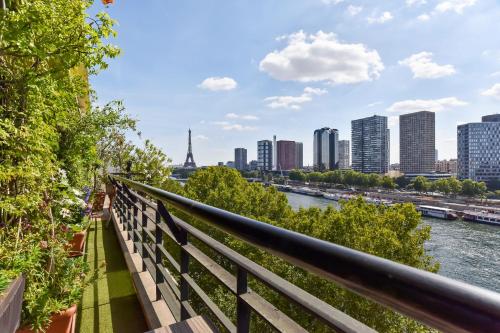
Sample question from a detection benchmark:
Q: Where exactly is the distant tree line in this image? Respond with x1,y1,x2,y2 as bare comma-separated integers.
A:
289,169,397,189
409,176,487,197
289,170,488,197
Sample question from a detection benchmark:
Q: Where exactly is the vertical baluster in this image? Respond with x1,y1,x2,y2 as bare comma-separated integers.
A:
237,267,251,333
126,189,132,239
155,200,164,301
179,228,189,321
141,201,147,272
132,197,139,253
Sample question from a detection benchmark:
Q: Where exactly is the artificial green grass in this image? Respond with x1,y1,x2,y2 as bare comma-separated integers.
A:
76,218,148,333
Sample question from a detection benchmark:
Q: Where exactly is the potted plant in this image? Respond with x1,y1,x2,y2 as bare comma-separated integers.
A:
0,217,91,333
53,187,91,257
0,270,25,333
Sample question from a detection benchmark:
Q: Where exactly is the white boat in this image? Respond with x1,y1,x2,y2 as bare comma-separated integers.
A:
462,211,500,226
292,187,323,197
323,193,342,201
417,205,458,220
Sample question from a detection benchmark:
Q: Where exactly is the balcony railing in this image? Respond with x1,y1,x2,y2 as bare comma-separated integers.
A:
110,175,500,333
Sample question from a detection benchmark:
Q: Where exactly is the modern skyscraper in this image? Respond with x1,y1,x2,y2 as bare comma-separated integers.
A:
399,111,436,174
351,115,389,174
257,140,273,171
295,142,303,169
338,140,350,169
234,148,247,171
313,128,339,171
277,140,296,171
458,114,500,182
272,135,277,171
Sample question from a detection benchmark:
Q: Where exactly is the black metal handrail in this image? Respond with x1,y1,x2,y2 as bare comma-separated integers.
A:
110,175,500,333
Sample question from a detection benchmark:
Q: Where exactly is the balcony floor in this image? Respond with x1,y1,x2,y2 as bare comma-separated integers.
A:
76,217,148,333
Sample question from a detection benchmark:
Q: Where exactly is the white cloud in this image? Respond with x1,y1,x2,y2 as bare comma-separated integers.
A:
367,101,383,108
435,0,477,14
264,87,327,110
322,0,344,4
367,12,393,24
347,5,363,16
417,14,431,21
407,0,427,6
399,52,456,79
222,124,257,131
193,134,208,141
259,31,384,85
198,77,237,91
211,121,257,131
481,83,500,99
387,97,467,113
225,113,259,120
490,71,500,77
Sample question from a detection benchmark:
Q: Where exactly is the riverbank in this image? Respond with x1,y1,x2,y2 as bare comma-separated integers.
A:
277,184,500,225
285,192,500,293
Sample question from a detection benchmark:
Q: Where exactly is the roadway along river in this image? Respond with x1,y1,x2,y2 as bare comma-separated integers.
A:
285,192,500,292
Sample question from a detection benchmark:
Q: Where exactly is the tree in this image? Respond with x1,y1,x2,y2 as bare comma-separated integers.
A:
412,176,430,193
381,176,396,189
461,179,487,197
0,0,119,223
180,167,438,332
289,169,306,181
307,172,324,183
448,177,462,196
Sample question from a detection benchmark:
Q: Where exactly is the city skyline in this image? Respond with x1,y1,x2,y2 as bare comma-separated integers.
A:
90,1,500,166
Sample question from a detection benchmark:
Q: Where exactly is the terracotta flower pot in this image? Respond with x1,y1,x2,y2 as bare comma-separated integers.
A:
68,231,86,257
17,304,77,333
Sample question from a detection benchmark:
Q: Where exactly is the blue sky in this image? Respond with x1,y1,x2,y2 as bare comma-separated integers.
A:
90,0,500,166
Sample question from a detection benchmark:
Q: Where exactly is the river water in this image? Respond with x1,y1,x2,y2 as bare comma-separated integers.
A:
285,192,500,292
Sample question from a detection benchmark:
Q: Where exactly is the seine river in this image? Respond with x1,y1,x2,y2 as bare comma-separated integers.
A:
285,192,500,292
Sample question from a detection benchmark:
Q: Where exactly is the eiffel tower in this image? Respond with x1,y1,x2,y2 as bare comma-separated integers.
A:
183,128,197,168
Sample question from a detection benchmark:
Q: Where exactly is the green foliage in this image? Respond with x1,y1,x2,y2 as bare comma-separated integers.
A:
289,169,397,190
461,179,487,197
410,176,485,197
412,176,430,193
0,270,16,294
0,218,91,330
180,167,438,332
0,1,126,330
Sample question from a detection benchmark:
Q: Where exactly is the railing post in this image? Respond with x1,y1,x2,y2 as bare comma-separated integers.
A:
179,229,190,321
236,267,251,333
141,202,147,272
155,200,164,301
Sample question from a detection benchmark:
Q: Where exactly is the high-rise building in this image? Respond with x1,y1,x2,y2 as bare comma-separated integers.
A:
399,111,436,174
257,140,273,171
272,135,277,171
338,140,350,169
295,142,303,169
313,128,339,171
234,148,247,171
277,140,296,171
351,115,389,174
458,114,500,182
